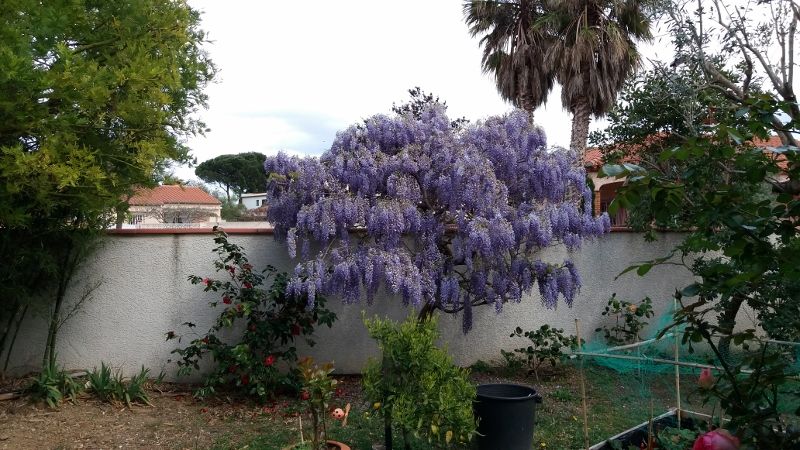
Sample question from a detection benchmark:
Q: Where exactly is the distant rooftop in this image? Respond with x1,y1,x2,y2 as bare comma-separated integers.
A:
129,185,221,206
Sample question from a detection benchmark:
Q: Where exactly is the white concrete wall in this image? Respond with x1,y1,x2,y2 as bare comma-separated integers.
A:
6,231,697,379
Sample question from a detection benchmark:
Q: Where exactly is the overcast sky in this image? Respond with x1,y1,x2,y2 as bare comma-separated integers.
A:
179,0,671,181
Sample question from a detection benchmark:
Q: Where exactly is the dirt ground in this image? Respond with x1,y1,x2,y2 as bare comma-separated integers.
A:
0,375,366,450
0,367,690,450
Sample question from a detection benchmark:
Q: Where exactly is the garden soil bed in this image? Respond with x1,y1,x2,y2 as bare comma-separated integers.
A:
0,366,701,449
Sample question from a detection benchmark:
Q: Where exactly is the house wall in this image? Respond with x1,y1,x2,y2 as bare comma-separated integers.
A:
5,230,708,379
125,204,221,226
241,194,267,210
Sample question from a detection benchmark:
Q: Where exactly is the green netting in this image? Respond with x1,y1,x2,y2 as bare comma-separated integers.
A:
576,304,800,426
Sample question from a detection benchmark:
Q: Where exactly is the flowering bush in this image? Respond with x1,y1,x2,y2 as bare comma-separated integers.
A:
167,228,336,401
265,106,609,330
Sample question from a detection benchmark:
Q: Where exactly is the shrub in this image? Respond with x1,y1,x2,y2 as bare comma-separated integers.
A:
363,314,476,449
87,363,154,406
596,294,654,346
502,324,580,380
298,357,338,450
27,358,82,408
168,228,336,401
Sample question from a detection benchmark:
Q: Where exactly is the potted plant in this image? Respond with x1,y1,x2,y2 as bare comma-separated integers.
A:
297,357,350,450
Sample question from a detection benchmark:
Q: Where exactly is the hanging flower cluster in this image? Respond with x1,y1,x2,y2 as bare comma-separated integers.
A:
265,106,610,332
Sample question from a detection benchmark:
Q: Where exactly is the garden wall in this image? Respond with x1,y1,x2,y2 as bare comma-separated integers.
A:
7,229,702,379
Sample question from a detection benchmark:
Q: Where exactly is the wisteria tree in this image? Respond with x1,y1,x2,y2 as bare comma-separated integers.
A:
265,106,609,332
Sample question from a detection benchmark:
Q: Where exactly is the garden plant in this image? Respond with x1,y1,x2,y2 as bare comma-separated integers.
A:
264,101,609,330
363,314,476,450
595,294,654,346
168,228,336,401
502,324,580,380
596,0,800,445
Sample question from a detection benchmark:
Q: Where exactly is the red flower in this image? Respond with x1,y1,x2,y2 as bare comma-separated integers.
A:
202,278,211,286
243,263,253,271
698,368,715,389
227,365,238,374
236,304,243,312
201,336,209,344
249,324,257,332
300,390,310,400
243,282,253,289
241,374,249,385
291,324,301,336
222,296,232,304
692,429,740,450
227,266,235,274
200,407,208,413
264,355,276,366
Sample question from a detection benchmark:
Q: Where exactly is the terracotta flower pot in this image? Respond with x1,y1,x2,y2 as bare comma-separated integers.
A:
325,440,351,450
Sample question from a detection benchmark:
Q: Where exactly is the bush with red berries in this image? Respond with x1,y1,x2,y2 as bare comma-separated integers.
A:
167,228,336,401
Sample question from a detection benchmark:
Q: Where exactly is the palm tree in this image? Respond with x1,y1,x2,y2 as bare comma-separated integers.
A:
545,0,652,159
464,0,555,118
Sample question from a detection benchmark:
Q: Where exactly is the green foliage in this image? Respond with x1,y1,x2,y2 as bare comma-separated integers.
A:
195,152,268,202
298,357,338,450
656,427,700,450
595,295,654,346
601,67,800,446
87,363,153,407
363,314,476,449
27,358,83,408
168,228,336,402
220,200,247,221
501,324,580,380
0,0,214,370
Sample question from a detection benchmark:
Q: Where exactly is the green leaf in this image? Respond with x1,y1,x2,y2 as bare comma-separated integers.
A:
681,284,701,297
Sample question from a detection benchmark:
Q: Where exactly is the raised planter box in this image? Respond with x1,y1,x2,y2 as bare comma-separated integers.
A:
589,409,701,450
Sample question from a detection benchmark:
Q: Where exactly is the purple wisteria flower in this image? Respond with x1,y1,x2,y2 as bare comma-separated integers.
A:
266,106,609,332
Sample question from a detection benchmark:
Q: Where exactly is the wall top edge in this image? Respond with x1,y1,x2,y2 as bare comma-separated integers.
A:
107,227,275,235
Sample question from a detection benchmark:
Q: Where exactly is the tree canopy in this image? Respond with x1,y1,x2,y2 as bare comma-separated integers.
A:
265,105,609,332
195,152,268,203
597,0,800,444
0,0,214,370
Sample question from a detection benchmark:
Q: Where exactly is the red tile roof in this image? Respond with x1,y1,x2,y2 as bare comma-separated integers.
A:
585,134,792,171
129,185,221,206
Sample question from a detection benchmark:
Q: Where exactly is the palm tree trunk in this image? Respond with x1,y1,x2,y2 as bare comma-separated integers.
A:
569,99,591,168
518,94,535,123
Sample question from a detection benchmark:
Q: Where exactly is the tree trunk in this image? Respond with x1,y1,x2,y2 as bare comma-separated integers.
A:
2,305,27,378
518,93,536,123
717,294,746,361
417,302,437,323
569,99,592,168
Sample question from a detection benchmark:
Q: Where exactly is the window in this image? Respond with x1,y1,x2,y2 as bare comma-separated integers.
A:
128,214,144,225
256,199,260,206
172,215,183,223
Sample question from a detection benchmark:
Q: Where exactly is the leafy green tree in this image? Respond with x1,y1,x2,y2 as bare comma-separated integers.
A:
596,1,800,442
195,152,268,203
0,0,214,371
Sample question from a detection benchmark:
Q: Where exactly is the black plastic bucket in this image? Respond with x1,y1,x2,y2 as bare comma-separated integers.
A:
474,383,542,450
